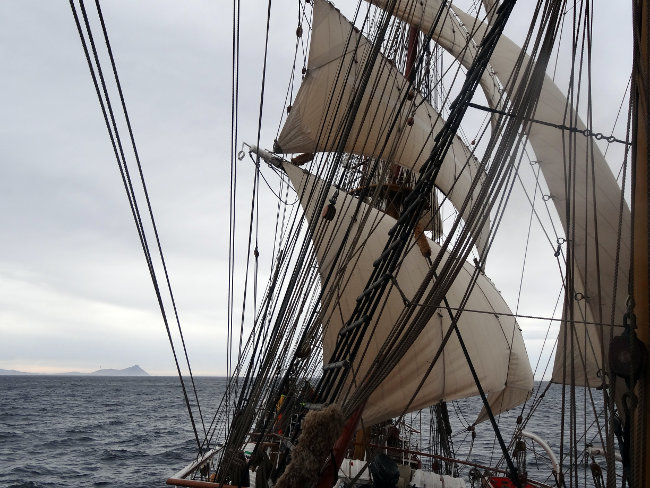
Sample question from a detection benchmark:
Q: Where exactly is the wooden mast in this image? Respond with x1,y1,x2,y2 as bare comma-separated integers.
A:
630,0,649,486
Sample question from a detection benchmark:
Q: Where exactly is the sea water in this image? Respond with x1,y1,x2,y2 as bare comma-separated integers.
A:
0,376,227,487
0,377,608,487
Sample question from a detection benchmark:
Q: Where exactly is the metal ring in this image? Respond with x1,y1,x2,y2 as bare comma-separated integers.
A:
543,194,552,202
237,150,245,161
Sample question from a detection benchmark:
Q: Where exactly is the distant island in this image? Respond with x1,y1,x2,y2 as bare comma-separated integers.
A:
0,365,150,376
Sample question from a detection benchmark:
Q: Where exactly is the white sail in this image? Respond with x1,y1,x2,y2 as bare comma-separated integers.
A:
277,0,491,258
369,0,631,388
481,0,500,25
284,162,533,425
366,0,504,117
475,320,532,424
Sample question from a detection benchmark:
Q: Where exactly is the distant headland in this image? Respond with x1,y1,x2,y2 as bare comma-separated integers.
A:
0,365,150,376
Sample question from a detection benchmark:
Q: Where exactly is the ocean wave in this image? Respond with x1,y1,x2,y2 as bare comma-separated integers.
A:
42,435,96,448
0,376,250,487
8,482,52,488
9,464,59,477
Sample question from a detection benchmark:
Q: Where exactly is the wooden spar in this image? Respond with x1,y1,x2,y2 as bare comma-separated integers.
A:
352,426,371,460
630,0,650,486
315,402,366,488
405,25,419,81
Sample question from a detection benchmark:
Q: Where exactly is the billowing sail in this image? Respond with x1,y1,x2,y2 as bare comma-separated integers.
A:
284,162,533,425
277,0,491,258
370,0,630,388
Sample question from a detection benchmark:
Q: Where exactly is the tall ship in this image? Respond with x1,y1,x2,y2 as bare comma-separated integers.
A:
70,0,649,487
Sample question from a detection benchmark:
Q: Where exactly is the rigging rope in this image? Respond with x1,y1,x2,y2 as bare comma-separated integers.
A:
68,0,205,453
468,102,630,146
226,0,242,431
216,1,629,486
307,1,539,485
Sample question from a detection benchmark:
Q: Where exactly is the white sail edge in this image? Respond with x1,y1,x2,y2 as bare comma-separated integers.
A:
374,0,630,388
276,0,492,262
283,162,533,426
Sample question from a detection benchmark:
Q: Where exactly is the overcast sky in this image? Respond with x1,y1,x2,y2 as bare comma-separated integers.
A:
0,1,632,376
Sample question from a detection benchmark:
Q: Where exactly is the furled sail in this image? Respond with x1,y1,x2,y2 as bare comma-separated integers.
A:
370,0,631,388
284,162,533,425
276,0,491,258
